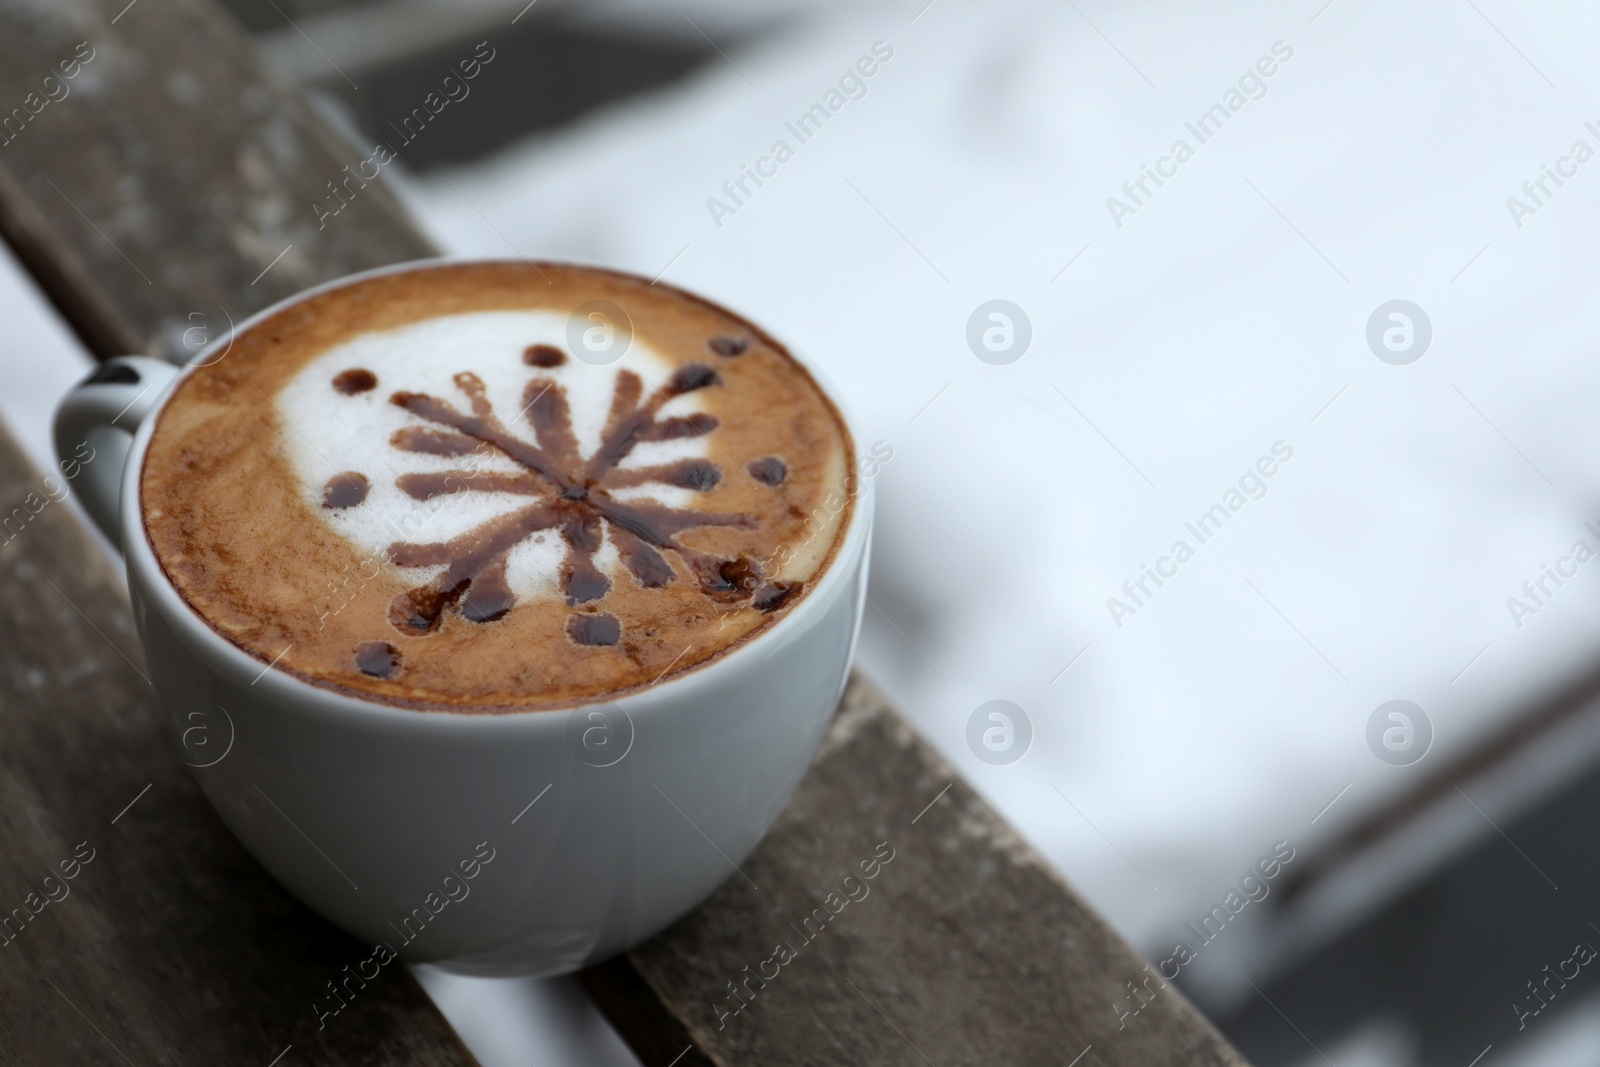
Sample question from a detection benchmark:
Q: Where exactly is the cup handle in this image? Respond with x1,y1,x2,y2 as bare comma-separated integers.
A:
53,357,180,550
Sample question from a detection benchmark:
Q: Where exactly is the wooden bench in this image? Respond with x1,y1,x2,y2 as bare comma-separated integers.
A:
0,2,1248,1063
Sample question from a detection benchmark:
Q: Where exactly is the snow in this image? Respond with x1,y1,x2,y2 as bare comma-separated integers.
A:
394,0,1600,961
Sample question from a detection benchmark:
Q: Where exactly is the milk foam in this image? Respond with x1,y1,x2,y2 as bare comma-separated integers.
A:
275,311,709,604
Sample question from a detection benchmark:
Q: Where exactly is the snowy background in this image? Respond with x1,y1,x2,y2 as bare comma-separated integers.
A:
11,0,1600,1063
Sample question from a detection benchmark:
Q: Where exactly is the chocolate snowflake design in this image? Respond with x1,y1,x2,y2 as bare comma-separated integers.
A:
380,360,795,645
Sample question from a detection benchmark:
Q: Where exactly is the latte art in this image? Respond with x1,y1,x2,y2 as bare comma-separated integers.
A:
277,312,794,646
141,263,854,711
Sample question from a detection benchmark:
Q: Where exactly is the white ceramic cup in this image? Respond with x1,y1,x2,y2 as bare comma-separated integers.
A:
53,260,872,977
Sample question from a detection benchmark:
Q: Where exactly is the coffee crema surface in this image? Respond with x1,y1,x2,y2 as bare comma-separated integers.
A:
140,263,855,711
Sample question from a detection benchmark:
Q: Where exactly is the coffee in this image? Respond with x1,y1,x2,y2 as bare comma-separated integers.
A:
141,262,856,711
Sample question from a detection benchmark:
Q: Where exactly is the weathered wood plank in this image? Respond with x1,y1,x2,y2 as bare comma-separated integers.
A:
1279,660,1600,907
0,0,471,1062
0,421,475,1066
580,678,1248,1067
0,0,435,362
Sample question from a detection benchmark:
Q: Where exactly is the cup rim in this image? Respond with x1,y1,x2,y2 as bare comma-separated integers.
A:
120,256,873,729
